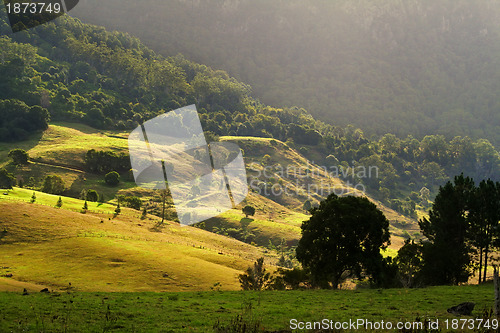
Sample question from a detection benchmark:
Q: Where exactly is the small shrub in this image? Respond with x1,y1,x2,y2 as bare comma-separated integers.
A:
213,314,263,333
86,189,99,202
105,171,120,186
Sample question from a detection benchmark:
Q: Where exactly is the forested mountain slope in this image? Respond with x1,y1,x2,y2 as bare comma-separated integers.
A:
73,0,500,148
0,6,498,217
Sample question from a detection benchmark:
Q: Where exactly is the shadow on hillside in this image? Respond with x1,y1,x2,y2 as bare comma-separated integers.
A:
240,217,254,229
0,130,44,164
150,221,166,233
0,228,7,244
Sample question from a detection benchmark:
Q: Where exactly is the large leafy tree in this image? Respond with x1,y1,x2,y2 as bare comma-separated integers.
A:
419,174,476,285
296,193,390,289
8,149,29,165
0,168,15,189
395,238,424,288
42,175,66,195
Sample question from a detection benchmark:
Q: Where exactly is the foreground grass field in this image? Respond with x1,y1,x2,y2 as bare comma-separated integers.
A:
0,284,496,332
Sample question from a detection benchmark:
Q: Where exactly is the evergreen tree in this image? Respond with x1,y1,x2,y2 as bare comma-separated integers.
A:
468,179,500,283
418,175,475,285
239,258,271,291
56,196,62,208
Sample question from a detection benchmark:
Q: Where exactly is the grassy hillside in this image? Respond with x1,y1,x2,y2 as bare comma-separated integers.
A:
1,123,419,251
0,284,496,332
0,194,276,292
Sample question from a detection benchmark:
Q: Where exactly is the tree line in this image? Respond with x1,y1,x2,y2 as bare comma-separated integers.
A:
240,175,500,290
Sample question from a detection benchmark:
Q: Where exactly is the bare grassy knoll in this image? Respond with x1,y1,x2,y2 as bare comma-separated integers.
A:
0,198,275,292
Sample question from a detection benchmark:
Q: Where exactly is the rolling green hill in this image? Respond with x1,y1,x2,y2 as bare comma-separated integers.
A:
1,122,418,256
0,191,276,292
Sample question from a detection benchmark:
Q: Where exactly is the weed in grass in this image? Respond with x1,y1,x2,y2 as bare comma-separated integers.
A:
102,304,121,332
213,314,263,333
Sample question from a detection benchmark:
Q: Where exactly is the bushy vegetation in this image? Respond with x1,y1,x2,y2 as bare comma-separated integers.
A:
84,150,130,174
8,148,29,165
41,175,65,195
104,171,120,186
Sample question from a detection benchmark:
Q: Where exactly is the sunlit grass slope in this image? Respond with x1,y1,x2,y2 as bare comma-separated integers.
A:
0,123,419,255
0,194,275,292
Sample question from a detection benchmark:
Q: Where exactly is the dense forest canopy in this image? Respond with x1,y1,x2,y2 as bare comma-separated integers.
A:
73,0,500,148
0,6,498,217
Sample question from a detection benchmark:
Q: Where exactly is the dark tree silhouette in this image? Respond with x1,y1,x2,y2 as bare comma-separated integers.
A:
419,175,476,285
296,193,390,289
242,205,255,218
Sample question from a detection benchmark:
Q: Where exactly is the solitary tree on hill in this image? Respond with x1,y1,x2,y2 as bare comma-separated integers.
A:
303,199,312,212
105,171,120,186
242,205,256,218
56,196,63,208
86,189,99,202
